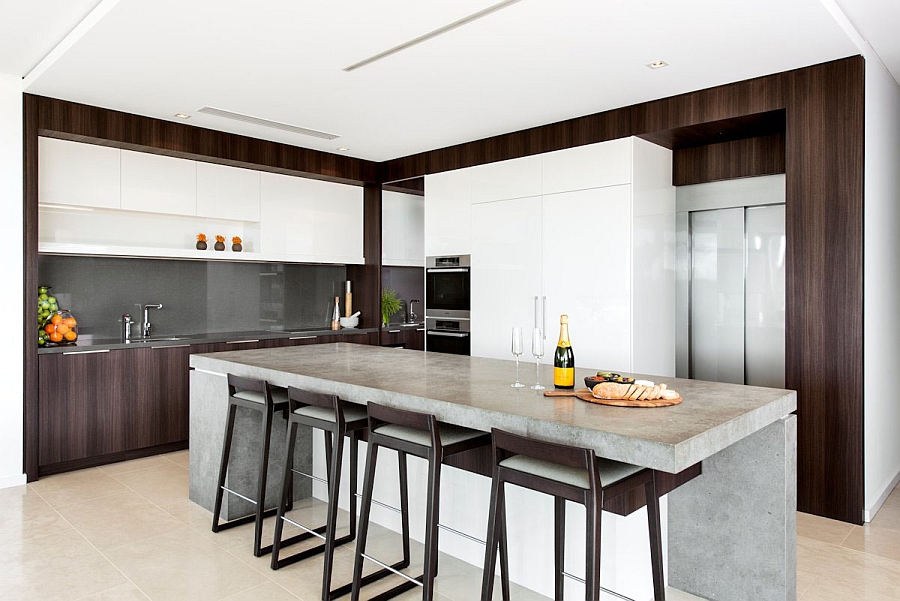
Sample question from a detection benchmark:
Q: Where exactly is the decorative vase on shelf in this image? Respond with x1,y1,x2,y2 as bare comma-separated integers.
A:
214,235,225,251
196,241,207,250
196,233,207,250
232,236,243,252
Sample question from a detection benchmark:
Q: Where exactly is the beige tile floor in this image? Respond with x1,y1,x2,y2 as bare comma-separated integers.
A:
7,449,889,600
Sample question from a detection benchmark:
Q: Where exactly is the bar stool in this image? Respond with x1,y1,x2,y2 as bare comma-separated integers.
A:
270,387,368,601
351,403,504,601
212,374,290,557
481,428,665,601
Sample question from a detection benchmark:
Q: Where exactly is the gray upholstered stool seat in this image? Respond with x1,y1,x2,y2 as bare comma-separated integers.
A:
294,403,368,423
374,422,485,447
499,454,643,489
234,387,288,405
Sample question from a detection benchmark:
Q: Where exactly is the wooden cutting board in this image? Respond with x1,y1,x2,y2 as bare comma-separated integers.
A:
544,388,682,408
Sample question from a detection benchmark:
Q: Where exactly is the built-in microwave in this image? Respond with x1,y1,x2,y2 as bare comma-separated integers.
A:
425,255,470,319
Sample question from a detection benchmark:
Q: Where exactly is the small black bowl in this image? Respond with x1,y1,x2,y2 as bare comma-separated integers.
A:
584,376,605,391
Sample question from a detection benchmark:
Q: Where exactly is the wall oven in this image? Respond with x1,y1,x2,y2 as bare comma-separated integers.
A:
425,255,470,319
425,317,470,355
425,255,470,355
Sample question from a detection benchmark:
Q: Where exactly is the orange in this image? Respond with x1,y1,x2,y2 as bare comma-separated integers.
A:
62,317,76,327
56,324,70,335
50,314,62,325
43,324,55,334
49,331,63,342
63,330,77,341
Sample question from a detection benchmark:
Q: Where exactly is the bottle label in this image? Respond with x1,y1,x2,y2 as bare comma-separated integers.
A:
554,367,575,388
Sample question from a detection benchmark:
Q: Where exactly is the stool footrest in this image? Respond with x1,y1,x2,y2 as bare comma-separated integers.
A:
361,552,423,587
561,572,634,601
330,558,414,600
291,468,328,485
221,486,257,505
280,516,328,541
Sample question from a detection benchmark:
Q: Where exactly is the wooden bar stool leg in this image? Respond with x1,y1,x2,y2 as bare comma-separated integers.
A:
253,406,274,557
398,450,411,566
321,425,345,601
645,473,666,601
584,491,602,601
211,403,238,532
480,470,502,601
554,497,566,601
350,441,379,601
348,430,359,538
497,482,511,601
271,420,299,569
422,455,442,600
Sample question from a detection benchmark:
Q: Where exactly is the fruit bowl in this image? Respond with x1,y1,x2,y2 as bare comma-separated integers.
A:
41,309,78,346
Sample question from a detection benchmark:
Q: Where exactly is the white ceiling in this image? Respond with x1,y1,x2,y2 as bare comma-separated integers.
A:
22,0,861,161
0,0,101,77
834,0,900,83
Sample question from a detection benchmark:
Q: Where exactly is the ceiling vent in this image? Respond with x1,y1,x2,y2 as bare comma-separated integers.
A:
197,106,340,140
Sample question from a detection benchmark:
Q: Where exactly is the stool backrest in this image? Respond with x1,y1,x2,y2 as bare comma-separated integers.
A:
287,386,340,416
366,402,440,447
227,373,274,406
491,428,596,475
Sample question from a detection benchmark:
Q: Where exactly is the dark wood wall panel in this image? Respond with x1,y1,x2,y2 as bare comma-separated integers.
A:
31,95,379,185
673,133,786,186
381,56,866,524
784,58,865,521
23,95,39,480
346,183,382,330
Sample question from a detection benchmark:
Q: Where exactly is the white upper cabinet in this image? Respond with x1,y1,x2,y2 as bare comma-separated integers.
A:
541,137,632,194
468,154,542,204
382,191,424,266
121,149,197,215
196,162,260,221
39,137,121,209
259,172,363,263
424,169,472,256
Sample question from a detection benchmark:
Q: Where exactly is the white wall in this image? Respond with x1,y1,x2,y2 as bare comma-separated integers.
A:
0,73,24,489
862,54,900,519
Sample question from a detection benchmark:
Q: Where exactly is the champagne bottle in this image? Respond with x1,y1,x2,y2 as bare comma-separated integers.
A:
553,315,575,389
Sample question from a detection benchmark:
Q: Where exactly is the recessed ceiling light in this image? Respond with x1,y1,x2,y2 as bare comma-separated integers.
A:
174,113,191,119
336,147,349,152
646,61,669,70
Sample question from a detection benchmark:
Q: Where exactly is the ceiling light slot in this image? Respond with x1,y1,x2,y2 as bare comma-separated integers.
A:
197,106,340,140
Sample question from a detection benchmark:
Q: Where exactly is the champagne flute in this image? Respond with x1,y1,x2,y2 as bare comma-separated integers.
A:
511,327,525,388
531,327,545,390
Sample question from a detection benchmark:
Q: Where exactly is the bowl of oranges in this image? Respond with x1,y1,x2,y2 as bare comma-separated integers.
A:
41,310,78,346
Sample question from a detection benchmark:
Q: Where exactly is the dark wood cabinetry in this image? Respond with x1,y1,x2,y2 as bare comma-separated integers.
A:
380,326,425,350
36,333,378,476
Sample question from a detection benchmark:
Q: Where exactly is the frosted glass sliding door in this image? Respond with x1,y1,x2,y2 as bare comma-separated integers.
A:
745,205,786,388
690,208,745,384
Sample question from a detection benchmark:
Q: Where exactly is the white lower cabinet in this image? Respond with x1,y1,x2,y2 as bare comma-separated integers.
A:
471,196,543,361
259,172,364,263
542,186,633,372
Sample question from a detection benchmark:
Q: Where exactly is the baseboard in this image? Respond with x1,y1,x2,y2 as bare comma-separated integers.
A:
865,467,900,522
0,472,27,490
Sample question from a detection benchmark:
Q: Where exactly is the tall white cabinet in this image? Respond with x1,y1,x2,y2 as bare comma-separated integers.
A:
427,136,675,376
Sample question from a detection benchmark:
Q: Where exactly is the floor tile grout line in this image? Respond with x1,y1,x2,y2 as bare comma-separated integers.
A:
838,525,856,547
31,485,155,601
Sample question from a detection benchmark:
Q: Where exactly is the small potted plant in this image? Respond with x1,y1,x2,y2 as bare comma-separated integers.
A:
381,288,402,326
214,235,226,251
232,236,243,252
196,233,207,250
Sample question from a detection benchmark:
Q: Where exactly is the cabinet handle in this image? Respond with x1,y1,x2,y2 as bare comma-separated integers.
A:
426,331,469,338
62,349,110,355
426,267,469,273
416,328,425,332
226,339,260,344
153,344,190,349
388,330,401,333
289,335,317,340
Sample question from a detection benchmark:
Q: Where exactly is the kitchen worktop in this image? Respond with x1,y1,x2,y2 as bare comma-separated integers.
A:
37,326,378,354
190,342,796,474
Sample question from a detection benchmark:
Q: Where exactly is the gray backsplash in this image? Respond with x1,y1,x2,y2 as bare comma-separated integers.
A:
39,255,347,338
381,266,424,323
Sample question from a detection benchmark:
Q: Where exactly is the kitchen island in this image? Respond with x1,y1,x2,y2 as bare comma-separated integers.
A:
190,343,797,601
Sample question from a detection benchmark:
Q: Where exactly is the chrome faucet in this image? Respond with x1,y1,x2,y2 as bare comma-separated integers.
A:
121,313,134,343
142,303,163,338
407,300,419,324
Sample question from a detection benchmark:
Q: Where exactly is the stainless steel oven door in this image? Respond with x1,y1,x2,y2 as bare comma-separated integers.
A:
425,260,470,319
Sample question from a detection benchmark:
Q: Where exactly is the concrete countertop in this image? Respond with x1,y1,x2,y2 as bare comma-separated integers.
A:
37,326,378,354
190,343,797,473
